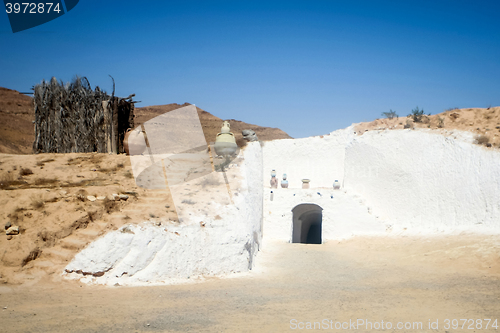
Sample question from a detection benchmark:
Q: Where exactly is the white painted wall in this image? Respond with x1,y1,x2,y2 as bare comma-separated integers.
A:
262,128,500,242
262,128,353,189
344,129,500,231
263,188,387,244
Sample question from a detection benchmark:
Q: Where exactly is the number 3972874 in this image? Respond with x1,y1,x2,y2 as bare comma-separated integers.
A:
5,3,62,14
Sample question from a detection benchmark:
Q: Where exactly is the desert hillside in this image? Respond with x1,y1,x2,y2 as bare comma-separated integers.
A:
0,87,35,154
0,87,291,154
354,107,500,147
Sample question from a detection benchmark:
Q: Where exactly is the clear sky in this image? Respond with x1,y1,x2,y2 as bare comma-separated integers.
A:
1,0,499,138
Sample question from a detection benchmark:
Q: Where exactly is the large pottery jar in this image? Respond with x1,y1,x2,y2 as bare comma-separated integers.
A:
214,121,238,156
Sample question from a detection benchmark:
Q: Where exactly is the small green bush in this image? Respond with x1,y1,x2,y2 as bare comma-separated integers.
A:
381,109,398,119
408,106,425,123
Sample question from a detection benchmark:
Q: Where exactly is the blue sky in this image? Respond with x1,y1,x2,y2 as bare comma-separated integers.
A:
1,0,499,138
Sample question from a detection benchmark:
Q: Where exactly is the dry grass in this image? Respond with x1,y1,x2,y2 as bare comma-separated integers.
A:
34,177,58,186
475,134,490,146
98,163,125,173
0,173,26,190
36,158,55,167
437,117,445,128
103,198,118,214
31,196,45,210
19,168,33,176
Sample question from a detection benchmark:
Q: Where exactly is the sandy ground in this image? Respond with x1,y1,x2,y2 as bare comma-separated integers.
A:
1,234,499,332
0,153,178,285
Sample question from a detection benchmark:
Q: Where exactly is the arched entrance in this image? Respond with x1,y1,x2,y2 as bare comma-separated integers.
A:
292,204,323,244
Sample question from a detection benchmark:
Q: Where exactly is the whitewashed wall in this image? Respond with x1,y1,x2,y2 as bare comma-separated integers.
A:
344,129,500,231
65,142,264,285
262,128,353,189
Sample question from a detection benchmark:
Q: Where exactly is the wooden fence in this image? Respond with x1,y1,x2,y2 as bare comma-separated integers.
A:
33,76,135,154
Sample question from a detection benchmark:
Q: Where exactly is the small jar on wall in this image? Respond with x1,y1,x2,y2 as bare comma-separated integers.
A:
281,174,288,188
270,169,278,188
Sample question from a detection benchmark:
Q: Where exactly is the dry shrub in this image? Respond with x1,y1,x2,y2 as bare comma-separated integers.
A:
98,163,124,173
34,178,58,186
36,158,55,166
437,117,445,128
0,173,25,190
19,168,33,176
475,134,490,146
31,196,45,210
103,197,118,214
45,196,59,203
76,189,88,202
89,154,105,165
22,248,42,266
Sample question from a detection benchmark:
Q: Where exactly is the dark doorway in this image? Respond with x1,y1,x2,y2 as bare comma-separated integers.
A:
292,204,323,244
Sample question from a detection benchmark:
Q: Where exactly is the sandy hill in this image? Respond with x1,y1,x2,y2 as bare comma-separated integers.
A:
0,87,35,154
354,107,500,147
0,87,291,154
135,103,291,146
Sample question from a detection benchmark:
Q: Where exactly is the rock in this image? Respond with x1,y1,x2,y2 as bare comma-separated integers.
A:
6,235,12,240
5,221,12,230
155,221,162,226
242,129,258,142
87,195,97,202
6,226,19,235
112,193,119,200
118,194,129,201
96,196,106,201
107,194,116,201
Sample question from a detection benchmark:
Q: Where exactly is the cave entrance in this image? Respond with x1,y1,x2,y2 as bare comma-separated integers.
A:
292,203,323,244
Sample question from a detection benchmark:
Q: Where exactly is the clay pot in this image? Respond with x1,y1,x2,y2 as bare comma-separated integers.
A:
124,128,147,156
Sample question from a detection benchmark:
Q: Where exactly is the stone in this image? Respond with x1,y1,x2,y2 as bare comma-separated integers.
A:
6,235,12,240
5,221,12,230
112,193,119,200
6,226,19,235
118,194,129,201
96,196,106,201
242,129,258,142
87,195,97,202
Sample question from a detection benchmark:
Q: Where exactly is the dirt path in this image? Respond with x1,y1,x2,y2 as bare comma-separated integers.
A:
1,234,499,332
